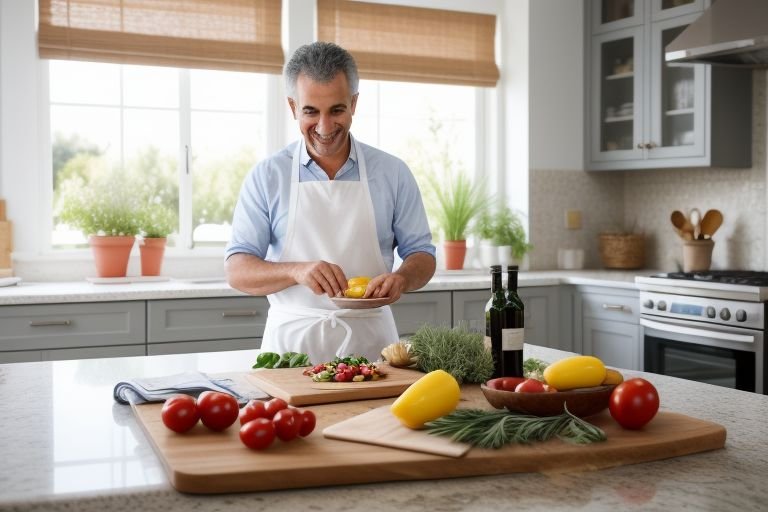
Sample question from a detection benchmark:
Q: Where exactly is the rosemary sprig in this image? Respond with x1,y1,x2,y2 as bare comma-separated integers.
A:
424,405,607,449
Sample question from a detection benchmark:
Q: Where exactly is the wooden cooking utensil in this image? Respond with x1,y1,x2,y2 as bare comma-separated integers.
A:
671,210,694,240
700,209,723,239
688,208,702,240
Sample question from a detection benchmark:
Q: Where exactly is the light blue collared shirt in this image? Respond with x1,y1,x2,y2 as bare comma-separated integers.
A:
225,137,436,270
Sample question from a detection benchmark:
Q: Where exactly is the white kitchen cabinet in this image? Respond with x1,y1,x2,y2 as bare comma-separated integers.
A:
0,301,145,363
452,287,568,351
587,0,751,171
391,291,452,337
577,285,641,370
147,297,269,355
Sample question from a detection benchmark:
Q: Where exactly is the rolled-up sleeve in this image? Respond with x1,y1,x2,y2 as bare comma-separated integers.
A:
225,165,271,260
393,162,436,261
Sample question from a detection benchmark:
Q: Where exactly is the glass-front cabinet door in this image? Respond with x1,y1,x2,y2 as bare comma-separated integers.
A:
651,0,704,21
648,13,705,160
592,0,642,34
591,26,644,163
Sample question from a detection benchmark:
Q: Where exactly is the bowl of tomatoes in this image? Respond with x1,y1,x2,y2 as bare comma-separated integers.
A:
481,377,616,417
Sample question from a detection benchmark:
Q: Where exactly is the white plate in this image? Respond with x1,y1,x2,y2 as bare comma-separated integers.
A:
330,296,391,309
0,276,21,287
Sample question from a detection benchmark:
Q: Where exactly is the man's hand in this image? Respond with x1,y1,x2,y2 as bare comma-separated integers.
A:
292,260,348,297
363,273,407,303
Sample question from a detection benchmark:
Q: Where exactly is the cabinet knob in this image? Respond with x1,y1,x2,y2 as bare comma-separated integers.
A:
645,142,656,149
637,143,644,149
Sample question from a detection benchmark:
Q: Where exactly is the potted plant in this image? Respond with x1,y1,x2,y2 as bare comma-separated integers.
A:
57,173,140,278
428,172,487,270
137,203,176,276
474,206,532,268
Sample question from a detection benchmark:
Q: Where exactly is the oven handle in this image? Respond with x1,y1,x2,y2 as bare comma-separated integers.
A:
640,318,755,344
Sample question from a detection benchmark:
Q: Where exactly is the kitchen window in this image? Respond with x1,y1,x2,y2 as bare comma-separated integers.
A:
49,60,269,249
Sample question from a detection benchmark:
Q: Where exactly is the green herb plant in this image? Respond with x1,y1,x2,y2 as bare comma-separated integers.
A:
137,202,177,238
474,205,533,259
408,324,495,384
523,358,549,381
57,172,140,236
252,351,310,369
425,406,607,449
427,172,487,241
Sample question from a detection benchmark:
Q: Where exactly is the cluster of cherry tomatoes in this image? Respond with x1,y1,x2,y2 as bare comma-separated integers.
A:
160,392,316,450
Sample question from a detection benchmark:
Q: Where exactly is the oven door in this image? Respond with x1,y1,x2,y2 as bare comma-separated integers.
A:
640,316,763,394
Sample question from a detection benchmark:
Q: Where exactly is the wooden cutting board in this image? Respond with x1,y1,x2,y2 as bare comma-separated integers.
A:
131,384,726,494
245,364,422,406
323,406,471,458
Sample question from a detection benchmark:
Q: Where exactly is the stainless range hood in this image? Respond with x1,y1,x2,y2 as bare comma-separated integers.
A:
665,0,768,67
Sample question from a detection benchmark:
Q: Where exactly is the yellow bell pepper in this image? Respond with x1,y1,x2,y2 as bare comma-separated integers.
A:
390,370,460,429
343,285,367,298
543,355,607,390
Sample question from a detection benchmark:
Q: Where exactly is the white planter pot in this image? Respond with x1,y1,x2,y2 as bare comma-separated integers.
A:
497,245,515,268
479,243,498,268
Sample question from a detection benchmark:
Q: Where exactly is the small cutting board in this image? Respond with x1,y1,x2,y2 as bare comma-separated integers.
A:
323,406,471,458
246,364,422,406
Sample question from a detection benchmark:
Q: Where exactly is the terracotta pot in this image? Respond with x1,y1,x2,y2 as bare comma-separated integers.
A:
89,235,135,278
443,240,467,270
139,237,167,276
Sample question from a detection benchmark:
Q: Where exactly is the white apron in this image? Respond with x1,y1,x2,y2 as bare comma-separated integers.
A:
260,137,399,365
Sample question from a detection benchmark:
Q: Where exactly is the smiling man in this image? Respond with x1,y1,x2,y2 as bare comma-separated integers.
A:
225,42,436,365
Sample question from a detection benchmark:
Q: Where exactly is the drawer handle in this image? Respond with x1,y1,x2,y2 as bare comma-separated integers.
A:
29,320,72,327
222,311,259,318
601,304,626,311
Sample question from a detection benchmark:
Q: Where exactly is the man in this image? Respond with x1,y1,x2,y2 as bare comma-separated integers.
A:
225,42,436,365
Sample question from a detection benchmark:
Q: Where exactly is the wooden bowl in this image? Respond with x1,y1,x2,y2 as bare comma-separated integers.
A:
480,383,616,417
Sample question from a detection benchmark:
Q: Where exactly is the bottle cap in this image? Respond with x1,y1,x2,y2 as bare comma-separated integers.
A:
490,265,502,272
507,265,519,271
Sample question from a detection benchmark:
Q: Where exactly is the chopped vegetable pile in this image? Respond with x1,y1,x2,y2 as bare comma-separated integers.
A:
302,355,383,382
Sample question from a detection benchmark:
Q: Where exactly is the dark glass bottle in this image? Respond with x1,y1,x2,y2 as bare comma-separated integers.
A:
503,265,525,377
485,265,506,379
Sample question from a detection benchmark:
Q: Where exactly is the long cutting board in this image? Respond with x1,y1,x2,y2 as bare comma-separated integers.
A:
245,364,422,405
131,383,726,494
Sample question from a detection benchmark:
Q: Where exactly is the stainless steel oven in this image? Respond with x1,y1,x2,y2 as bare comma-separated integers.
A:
636,283,766,395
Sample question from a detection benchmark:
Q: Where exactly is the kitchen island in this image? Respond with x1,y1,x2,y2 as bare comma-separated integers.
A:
1,345,766,512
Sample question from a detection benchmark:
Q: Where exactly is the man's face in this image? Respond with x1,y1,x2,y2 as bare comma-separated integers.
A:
288,72,358,162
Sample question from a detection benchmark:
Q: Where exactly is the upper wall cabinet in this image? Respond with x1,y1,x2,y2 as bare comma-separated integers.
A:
587,0,752,171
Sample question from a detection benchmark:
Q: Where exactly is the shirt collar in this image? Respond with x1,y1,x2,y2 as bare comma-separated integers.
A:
300,134,358,169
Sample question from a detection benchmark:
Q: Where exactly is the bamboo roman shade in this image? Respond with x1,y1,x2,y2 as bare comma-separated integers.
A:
317,0,500,87
38,0,284,73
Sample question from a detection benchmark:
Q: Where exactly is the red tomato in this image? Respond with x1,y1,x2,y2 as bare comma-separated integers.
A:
197,391,239,431
272,408,301,441
264,397,288,419
239,400,268,425
161,395,200,433
515,378,546,393
486,377,526,391
298,409,316,437
609,378,660,429
240,418,276,450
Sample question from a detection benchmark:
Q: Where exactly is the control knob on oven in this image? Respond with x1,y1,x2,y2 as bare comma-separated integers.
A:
706,306,716,318
642,299,654,309
719,308,731,321
736,309,747,322
656,300,667,311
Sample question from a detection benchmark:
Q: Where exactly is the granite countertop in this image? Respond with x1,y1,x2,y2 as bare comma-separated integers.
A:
0,270,652,305
1,345,766,511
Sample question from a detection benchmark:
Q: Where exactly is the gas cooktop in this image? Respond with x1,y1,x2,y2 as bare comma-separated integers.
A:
636,271,768,302
657,271,768,287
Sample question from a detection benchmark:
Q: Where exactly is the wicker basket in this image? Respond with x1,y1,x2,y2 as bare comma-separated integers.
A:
599,233,645,269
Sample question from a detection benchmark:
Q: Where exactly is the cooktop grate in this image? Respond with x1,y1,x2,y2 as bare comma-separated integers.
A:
656,271,768,287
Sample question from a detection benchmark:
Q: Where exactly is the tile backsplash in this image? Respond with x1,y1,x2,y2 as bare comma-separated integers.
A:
530,71,766,272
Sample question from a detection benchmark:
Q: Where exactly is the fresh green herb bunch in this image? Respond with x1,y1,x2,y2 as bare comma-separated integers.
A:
426,407,606,449
474,205,533,259
252,351,310,369
408,324,495,384
523,358,549,381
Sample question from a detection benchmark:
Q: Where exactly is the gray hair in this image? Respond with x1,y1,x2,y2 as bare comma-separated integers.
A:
284,42,359,98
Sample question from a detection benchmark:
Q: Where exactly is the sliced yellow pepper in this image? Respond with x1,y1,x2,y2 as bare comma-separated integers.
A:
347,276,371,287
390,370,460,429
343,285,367,298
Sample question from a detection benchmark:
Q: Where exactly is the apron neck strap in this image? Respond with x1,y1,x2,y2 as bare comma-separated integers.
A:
291,135,366,183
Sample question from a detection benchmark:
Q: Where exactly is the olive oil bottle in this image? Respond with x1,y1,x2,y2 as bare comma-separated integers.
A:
503,265,525,377
485,265,506,378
